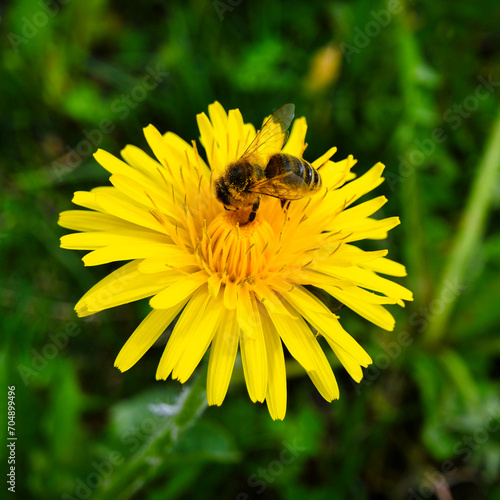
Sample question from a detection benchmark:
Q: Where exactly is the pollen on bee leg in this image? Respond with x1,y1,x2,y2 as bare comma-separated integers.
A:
228,207,254,226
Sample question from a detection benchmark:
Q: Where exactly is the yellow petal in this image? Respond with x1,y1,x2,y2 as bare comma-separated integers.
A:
137,252,197,273
109,174,175,218
75,261,178,317
282,286,372,366
335,286,398,305
312,146,337,169
325,339,369,382
82,243,184,267
332,162,385,209
336,244,389,262
58,210,139,232
72,190,99,211
261,310,287,420
172,294,224,383
223,281,238,310
236,283,257,338
207,273,222,298
290,269,357,289
263,299,313,372
318,155,357,191
156,286,209,380
207,309,239,406
323,285,397,331
322,265,413,303
334,196,388,225
60,231,168,250
143,124,171,170
93,149,134,176
307,364,340,402
227,108,246,161
253,281,296,318
163,131,210,179
341,217,401,241
120,144,165,183
239,291,268,402
149,270,207,309
264,299,339,401
362,257,407,277
282,116,308,157
115,302,187,372
196,111,218,171
208,101,230,171
314,248,388,269
94,190,168,234
208,102,228,138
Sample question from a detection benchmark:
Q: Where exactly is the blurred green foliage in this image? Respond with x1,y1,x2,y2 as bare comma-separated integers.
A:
1,0,500,499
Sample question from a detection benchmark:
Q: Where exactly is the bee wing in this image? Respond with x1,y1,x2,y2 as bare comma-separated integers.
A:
240,104,295,161
249,170,307,200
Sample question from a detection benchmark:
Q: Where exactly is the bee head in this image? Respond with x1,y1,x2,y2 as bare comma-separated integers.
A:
215,161,257,211
215,177,233,207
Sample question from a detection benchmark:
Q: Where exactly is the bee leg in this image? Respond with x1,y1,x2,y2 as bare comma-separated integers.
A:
281,200,291,210
248,198,260,223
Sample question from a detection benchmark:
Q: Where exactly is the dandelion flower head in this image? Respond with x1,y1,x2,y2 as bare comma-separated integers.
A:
59,102,413,420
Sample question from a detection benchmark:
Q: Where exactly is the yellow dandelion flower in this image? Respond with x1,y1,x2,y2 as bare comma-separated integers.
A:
58,102,412,420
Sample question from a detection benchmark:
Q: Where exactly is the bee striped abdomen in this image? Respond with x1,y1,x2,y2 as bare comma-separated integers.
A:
266,154,321,192
309,162,321,191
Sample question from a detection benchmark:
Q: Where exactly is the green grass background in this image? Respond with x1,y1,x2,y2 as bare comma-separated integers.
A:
2,0,500,498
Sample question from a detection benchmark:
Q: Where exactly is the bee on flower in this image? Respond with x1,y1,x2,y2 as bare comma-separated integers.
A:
59,102,412,420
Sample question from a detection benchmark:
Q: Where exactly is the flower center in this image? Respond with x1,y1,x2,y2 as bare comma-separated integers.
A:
199,212,276,284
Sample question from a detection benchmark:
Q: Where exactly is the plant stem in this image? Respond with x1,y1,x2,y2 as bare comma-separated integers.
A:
95,370,208,500
424,106,500,344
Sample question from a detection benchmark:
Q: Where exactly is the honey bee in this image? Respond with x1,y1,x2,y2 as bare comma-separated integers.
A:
214,103,322,224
